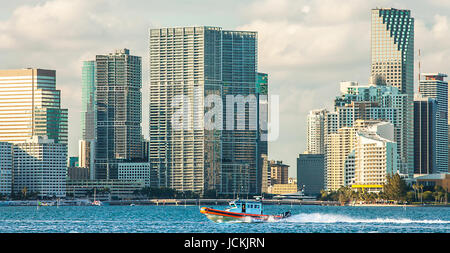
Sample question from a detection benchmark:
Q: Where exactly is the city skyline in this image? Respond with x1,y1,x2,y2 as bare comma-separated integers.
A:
1,0,450,176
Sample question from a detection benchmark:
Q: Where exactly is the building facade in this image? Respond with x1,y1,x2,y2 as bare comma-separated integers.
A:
269,160,289,185
419,73,448,173
149,26,261,195
0,69,68,144
371,8,415,178
93,49,143,180
118,162,151,187
297,153,324,196
12,136,67,198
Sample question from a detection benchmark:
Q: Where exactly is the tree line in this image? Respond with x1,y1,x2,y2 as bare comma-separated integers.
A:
319,174,449,205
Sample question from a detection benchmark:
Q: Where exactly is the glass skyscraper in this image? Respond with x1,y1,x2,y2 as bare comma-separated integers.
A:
371,8,414,177
81,60,96,141
419,73,448,173
149,26,261,195
0,69,68,144
92,49,143,180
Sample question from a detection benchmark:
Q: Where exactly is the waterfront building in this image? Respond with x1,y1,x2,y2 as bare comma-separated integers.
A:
371,8,415,178
307,109,327,154
297,152,324,196
326,126,358,191
419,73,448,173
91,49,143,180
118,162,151,187
149,26,261,195
353,122,398,193
0,142,12,196
12,136,67,198
269,160,289,185
413,96,437,174
414,173,450,192
0,68,68,144
66,179,144,200
334,82,408,175
268,183,298,195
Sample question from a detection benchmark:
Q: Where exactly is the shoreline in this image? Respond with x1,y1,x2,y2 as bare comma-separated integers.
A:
1,199,449,207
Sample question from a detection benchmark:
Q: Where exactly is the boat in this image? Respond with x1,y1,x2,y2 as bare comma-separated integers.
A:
200,199,291,223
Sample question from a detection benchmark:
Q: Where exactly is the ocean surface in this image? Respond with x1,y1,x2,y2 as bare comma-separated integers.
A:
0,204,449,233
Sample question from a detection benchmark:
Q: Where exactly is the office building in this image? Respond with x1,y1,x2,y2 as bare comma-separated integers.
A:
93,49,143,180
307,109,327,154
66,179,144,200
413,96,437,174
297,152,324,196
419,73,448,173
149,27,260,195
371,8,415,178
269,160,289,185
0,142,12,196
0,69,68,144
118,162,151,187
12,136,67,198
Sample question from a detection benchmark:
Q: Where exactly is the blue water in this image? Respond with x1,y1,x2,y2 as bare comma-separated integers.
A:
0,205,448,233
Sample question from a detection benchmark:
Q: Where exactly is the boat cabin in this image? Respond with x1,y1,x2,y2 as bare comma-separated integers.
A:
226,200,263,215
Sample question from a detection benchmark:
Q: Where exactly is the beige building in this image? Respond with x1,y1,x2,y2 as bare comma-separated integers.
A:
269,160,289,185
268,183,298,195
0,69,67,144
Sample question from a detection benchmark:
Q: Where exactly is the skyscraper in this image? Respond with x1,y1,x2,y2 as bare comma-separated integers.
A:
419,73,448,173
307,109,327,154
149,26,260,195
93,49,143,180
413,95,437,174
80,61,96,141
0,69,68,144
371,8,414,177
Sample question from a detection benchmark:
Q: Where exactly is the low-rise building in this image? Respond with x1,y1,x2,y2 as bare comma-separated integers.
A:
66,179,144,200
268,183,298,195
118,162,151,186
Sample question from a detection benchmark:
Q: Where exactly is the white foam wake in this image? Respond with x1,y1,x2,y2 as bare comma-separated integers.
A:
281,213,450,224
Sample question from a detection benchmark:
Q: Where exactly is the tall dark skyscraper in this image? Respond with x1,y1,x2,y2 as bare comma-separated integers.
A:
92,48,143,180
413,96,437,174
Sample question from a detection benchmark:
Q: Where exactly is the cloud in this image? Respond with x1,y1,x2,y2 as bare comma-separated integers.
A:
239,0,450,172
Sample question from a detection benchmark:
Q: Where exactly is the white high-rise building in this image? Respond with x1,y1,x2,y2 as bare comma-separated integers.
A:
12,136,67,198
307,109,327,154
353,122,398,192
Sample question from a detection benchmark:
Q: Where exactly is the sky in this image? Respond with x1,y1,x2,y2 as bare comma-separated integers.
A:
1,0,450,177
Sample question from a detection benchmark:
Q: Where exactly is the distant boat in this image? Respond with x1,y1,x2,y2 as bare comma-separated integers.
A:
200,198,291,223
91,188,103,206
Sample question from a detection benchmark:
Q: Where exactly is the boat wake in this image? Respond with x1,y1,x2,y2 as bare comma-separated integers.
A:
278,213,450,224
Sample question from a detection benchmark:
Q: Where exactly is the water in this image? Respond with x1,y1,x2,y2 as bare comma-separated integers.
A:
0,205,449,233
